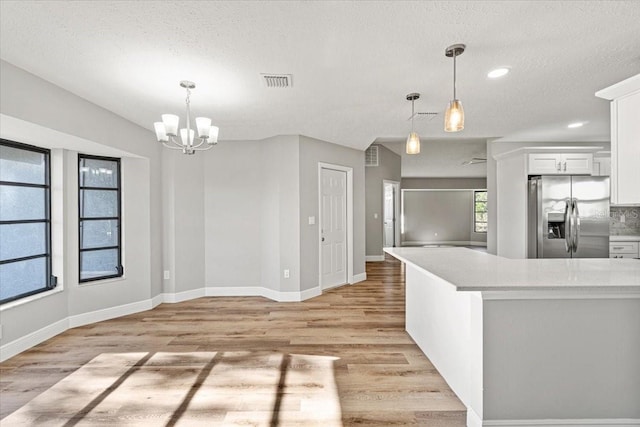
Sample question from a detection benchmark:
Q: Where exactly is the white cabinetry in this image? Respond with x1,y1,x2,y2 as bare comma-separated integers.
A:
596,74,640,205
528,153,593,175
592,152,611,177
609,241,639,259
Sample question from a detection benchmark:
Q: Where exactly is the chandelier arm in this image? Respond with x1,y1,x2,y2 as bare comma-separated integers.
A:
192,144,214,151
165,135,186,149
190,139,207,149
162,142,186,150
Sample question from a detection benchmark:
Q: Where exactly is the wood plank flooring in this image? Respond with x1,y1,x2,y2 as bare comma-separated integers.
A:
0,255,465,426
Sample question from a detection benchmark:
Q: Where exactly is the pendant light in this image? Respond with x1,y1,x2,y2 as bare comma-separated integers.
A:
444,43,466,132
406,93,420,155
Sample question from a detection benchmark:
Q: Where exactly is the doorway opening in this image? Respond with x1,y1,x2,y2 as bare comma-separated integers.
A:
383,180,401,248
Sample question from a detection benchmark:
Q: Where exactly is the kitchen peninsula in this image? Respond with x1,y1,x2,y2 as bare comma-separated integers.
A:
385,247,640,427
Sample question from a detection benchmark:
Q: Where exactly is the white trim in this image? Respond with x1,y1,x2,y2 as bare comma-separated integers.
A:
300,286,322,300
480,290,640,300
0,284,329,361
67,299,152,328
482,418,640,427
382,179,401,248
492,145,604,161
0,318,68,362
351,272,367,283
467,408,483,427
0,287,64,312
151,294,164,308
205,286,321,302
595,73,640,100
162,288,205,303
366,255,385,262
318,162,354,289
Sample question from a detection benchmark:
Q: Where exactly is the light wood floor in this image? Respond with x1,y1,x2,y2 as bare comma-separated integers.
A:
0,255,465,426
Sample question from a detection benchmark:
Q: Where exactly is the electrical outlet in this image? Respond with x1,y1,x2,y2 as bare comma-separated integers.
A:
164,270,170,280
284,269,290,279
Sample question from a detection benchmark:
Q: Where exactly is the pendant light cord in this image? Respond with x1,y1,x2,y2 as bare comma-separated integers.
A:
453,52,457,100
411,99,415,132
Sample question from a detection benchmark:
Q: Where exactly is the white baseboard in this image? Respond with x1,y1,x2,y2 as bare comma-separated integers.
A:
299,286,322,300
366,255,385,262
1,284,324,361
467,410,639,427
68,299,152,328
0,318,68,362
206,285,321,302
151,294,164,308
162,288,205,303
351,272,367,283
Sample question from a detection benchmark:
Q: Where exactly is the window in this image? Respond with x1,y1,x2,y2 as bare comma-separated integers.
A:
1,140,56,304
78,155,122,282
474,190,488,233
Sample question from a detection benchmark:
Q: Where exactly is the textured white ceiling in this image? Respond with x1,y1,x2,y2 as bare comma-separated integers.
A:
1,1,639,155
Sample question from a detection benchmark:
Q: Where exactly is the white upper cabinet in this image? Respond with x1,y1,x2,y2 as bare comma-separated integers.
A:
528,152,593,175
596,74,640,205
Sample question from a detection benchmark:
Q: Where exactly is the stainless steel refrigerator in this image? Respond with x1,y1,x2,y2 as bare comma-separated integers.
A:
528,175,610,258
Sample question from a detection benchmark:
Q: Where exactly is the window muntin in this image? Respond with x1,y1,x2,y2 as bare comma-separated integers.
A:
474,190,488,233
78,155,122,282
0,140,54,304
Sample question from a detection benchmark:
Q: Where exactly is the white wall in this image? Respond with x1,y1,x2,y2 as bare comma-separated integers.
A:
365,145,401,257
299,135,366,289
402,190,483,245
0,60,162,357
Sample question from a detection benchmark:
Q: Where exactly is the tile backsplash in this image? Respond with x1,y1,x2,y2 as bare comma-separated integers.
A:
610,206,640,236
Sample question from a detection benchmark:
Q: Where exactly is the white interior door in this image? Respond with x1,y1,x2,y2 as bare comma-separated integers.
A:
383,183,395,247
320,168,347,289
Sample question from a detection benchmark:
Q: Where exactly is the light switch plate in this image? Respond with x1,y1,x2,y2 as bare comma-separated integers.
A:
374,213,378,219
164,270,170,280
308,216,315,225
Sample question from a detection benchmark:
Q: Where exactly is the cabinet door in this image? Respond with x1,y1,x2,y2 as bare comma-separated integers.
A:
613,91,640,204
562,153,593,175
528,153,561,174
592,156,611,176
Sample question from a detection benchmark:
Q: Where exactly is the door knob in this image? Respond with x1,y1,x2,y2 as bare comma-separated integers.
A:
322,237,325,242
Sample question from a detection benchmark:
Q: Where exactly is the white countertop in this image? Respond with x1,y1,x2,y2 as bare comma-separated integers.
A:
384,247,640,292
610,235,640,242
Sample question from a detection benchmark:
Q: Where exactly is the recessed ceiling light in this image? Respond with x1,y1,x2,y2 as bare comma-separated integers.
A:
567,122,585,129
487,67,510,79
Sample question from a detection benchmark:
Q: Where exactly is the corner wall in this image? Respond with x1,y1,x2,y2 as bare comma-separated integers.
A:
0,60,162,359
365,145,401,258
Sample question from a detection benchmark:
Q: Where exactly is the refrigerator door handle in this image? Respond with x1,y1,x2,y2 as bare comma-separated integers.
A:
564,198,572,253
572,198,580,253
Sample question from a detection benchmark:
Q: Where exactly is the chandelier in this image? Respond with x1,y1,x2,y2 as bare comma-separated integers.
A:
153,80,219,155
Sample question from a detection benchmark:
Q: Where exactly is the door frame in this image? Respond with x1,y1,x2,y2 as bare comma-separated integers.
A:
382,179,401,248
318,162,354,290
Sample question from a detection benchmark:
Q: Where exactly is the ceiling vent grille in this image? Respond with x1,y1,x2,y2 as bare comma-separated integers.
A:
365,145,379,167
261,74,293,88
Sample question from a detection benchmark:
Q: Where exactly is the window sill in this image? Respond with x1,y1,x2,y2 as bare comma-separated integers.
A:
79,276,126,287
0,286,64,312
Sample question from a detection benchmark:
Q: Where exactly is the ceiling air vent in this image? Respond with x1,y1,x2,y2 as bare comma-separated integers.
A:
365,145,379,167
261,74,293,88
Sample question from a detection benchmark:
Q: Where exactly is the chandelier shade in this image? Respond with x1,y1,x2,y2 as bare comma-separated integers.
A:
154,81,218,155
444,44,465,132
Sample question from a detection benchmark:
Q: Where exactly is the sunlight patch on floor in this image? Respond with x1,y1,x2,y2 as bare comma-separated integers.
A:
2,351,342,426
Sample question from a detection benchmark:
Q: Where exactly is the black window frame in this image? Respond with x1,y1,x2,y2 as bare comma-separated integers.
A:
0,139,56,304
78,154,123,283
474,190,488,233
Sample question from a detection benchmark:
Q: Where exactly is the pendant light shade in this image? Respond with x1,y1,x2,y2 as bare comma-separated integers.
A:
406,132,420,155
406,93,421,155
444,44,465,132
444,99,464,132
